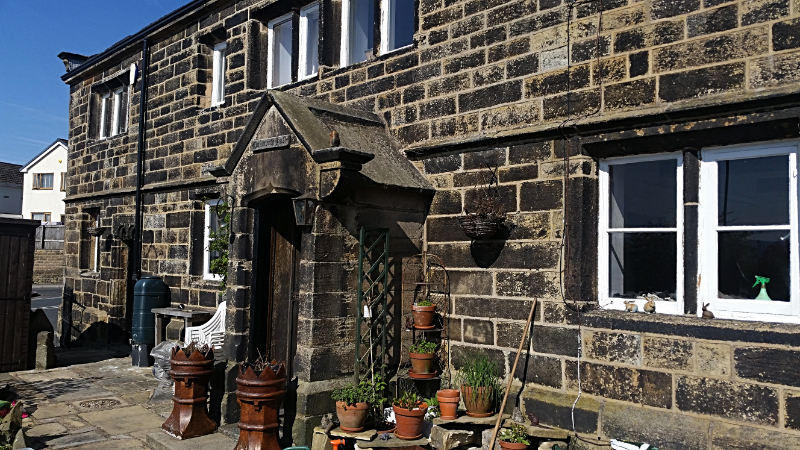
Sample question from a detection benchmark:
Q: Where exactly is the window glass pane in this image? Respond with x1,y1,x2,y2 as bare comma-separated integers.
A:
388,0,414,50
718,230,791,301
609,232,677,299
350,0,374,64
718,155,789,226
272,19,293,86
609,160,677,228
33,214,44,222
41,174,53,189
212,43,227,104
207,205,221,272
304,6,320,76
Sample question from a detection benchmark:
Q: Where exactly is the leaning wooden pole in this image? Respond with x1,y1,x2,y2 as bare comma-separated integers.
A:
488,299,537,450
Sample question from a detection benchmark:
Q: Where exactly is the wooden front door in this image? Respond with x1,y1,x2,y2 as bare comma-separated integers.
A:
252,199,300,375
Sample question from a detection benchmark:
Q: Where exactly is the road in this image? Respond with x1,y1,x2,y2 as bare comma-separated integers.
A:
31,284,62,344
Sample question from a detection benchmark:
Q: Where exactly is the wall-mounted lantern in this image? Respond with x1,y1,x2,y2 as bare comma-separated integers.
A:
292,193,317,226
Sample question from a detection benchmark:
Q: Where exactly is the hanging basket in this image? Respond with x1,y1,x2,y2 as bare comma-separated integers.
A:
458,214,504,240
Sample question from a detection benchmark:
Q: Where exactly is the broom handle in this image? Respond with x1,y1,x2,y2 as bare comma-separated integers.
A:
488,300,537,450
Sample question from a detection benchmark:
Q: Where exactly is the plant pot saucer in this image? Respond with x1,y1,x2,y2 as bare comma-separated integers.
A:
465,411,494,418
408,369,438,379
376,426,396,435
413,324,436,330
394,432,422,440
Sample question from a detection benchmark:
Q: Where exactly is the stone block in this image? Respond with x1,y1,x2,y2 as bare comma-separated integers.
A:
601,401,710,450
584,330,641,366
532,326,579,357
430,425,477,450
509,142,552,165
734,346,800,387
430,190,462,216
424,154,462,175
526,65,589,98
773,18,800,51
497,321,527,349
658,63,745,103
742,0,790,26
695,343,729,376
613,20,684,53
651,0,700,19
458,80,522,112
687,4,738,37
445,50,487,75
480,103,540,131
36,330,57,370
464,318,495,345
566,361,672,408
675,375,778,425
542,302,581,325
456,297,536,321
520,180,563,211
629,51,649,78
511,351,563,389
481,427,501,450
542,89,600,120
473,65,505,87
464,148,508,170
642,337,693,371
710,420,800,450
427,241,560,270
750,52,800,89
521,386,600,433
653,28,768,73
496,271,558,298
603,79,656,111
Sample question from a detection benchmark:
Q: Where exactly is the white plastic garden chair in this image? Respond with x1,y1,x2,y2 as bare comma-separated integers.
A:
184,301,226,355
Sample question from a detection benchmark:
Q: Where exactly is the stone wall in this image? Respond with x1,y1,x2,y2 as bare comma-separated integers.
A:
33,249,64,284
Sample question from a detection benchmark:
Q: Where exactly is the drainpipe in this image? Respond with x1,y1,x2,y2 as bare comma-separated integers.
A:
133,38,149,282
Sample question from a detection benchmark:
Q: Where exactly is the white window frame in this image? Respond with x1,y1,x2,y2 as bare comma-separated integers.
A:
598,152,685,315
299,2,320,81
340,0,376,67
99,93,110,139
203,199,223,281
93,214,100,273
699,141,799,323
211,42,227,106
267,13,294,89
111,87,123,136
380,0,413,55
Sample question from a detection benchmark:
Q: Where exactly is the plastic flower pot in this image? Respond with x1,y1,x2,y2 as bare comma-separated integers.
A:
411,304,436,329
409,352,435,374
393,402,428,440
461,385,494,417
162,347,217,439
234,361,287,450
499,441,529,450
436,389,460,420
335,401,370,432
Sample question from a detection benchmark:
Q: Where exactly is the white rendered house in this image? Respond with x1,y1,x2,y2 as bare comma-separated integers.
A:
20,139,68,223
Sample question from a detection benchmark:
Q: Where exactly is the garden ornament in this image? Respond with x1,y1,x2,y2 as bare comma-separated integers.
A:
643,296,656,314
624,301,638,312
702,303,714,319
753,276,771,300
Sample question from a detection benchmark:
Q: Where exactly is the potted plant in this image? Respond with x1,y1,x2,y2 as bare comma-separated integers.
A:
331,381,371,432
457,354,502,417
162,342,217,439
411,299,436,329
458,166,506,240
234,356,286,450
436,388,460,420
498,423,530,450
392,391,427,440
409,339,437,377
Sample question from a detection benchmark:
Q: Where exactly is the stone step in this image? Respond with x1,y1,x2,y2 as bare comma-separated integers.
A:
145,431,236,450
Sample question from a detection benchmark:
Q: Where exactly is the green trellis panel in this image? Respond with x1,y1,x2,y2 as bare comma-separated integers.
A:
355,227,389,383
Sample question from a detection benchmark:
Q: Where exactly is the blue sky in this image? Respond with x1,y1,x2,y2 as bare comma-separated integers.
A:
0,0,191,165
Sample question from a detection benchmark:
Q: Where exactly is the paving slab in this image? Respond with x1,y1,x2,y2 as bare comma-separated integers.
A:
79,405,165,435
30,402,79,419
326,427,378,441
146,431,236,450
26,421,68,438
46,431,107,449
356,434,430,448
70,438,148,449
12,369,83,383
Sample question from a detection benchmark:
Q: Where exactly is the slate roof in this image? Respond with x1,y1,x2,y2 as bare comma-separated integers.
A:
0,162,23,186
219,91,433,192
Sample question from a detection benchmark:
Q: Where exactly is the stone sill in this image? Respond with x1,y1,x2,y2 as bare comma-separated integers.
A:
583,309,800,347
79,271,100,279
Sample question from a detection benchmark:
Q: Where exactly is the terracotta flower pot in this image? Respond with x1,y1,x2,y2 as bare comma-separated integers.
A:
234,361,287,450
393,402,428,440
411,304,436,329
409,352,435,374
336,401,370,432
436,389,460,420
162,347,217,439
461,385,494,417
499,441,529,450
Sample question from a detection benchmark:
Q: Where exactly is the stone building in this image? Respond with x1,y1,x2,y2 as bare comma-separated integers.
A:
58,0,800,447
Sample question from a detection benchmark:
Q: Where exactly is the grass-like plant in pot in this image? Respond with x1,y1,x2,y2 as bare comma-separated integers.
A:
331,380,372,432
409,339,437,377
498,423,530,450
457,354,502,417
392,391,428,440
412,299,436,329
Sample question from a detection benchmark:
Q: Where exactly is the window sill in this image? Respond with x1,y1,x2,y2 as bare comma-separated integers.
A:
583,309,800,344
79,271,100,279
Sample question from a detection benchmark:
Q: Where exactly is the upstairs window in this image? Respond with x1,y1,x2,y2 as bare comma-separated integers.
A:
299,2,320,80
381,0,415,53
268,14,294,88
95,83,129,140
33,173,54,190
211,42,227,106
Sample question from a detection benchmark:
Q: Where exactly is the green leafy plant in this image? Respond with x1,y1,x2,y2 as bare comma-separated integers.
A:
456,353,503,408
409,339,437,354
416,299,434,307
207,199,231,289
424,396,440,419
368,374,388,420
499,423,530,445
332,375,387,416
393,391,424,410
